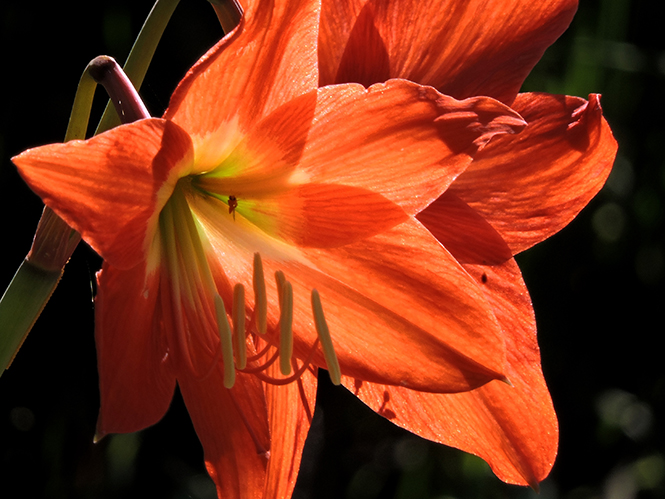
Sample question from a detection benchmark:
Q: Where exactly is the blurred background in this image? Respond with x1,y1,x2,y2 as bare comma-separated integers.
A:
0,0,662,497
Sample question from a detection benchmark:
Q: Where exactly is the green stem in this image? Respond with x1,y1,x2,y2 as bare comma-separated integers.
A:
0,263,63,372
208,0,243,34
1,0,180,374
96,0,181,134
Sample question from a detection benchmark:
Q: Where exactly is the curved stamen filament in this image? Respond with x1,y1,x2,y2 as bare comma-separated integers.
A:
244,337,274,363
240,348,280,374
253,339,320,385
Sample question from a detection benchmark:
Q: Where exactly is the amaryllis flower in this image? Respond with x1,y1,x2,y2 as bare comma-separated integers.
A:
11,0,528,497
318,0,618,488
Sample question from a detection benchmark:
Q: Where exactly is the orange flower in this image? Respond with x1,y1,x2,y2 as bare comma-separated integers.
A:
12,0,527,497
319,0,618,488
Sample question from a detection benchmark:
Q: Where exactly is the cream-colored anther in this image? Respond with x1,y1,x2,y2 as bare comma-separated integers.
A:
214,294,236,388
274,270,286,309
278,279,294,376
233,283,247,370
311,289,341,385
253,253,267,334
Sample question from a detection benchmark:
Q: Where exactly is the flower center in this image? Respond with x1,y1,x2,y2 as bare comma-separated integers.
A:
158,182,341,388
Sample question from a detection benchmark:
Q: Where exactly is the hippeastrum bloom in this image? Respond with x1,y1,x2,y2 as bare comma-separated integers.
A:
318,0,618,488
12,0,528,496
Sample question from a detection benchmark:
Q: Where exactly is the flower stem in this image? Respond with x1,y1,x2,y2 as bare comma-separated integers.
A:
207,0,243,34
96,0,181,134
0,0,180,375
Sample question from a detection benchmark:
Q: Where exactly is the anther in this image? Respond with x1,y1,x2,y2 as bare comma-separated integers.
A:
214,294,236,388
311,289,341,385
253,253,267,334
278,279,294,376
275,270,286,309
233,283,247,370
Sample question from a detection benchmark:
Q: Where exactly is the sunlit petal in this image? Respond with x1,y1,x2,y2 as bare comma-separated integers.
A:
344,259,557,488
449,93,617,254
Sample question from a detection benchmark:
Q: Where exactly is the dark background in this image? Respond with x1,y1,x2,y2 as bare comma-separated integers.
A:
1,0,663,498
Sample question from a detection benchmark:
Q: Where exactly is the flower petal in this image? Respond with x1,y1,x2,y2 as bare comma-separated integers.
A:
179,369,270,499
190,195,507,393
290,219,508,392
298,80,526,216
12,119,194,269
94,262,176,438
244,183,409,248
320,0,578,104
417,191,513,265
164,0,321,168
194,79,524,229
343,259,557,487
263,364,318,498
449,93,617,254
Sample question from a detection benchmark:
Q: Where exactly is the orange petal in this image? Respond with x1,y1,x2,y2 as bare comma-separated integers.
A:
263,363,318,498
318,0,364,86
333,2,390,88
94,262,176,438
281,218,508,393
298,80,525,216
320,0,578,104
12,119,194,269
165,0,321,156
343,259,557,487
246,183,408,248
449,93,617,254
417,191,512,265
178,368,271,499
192,90,318,194
189,198,507,393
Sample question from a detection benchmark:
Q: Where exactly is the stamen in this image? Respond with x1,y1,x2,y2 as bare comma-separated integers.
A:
279,279,294,376
240,349,280,374
275,270,286,308
311,289,341,385
214,294,236,388
253,253,267,334
233,283,247,370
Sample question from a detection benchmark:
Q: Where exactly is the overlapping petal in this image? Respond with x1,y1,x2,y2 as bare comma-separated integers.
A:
297,81,526,216
262,364,318,498
12,119,194,270
94,262,176,438
319,0,578,104
191,188,507,392
179,370,269,499
448,93,617,254
344,259,557,487
315,3,613,488
165,0,321,167
179,359,317,499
